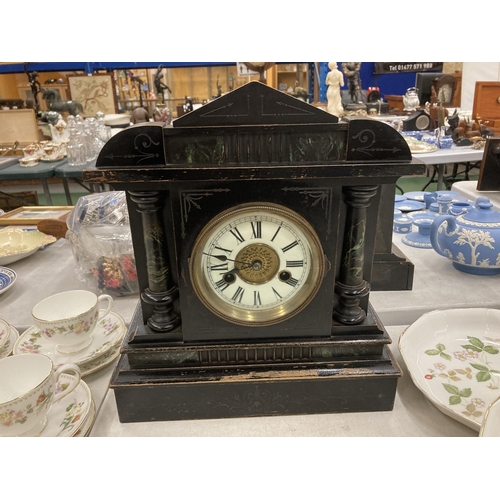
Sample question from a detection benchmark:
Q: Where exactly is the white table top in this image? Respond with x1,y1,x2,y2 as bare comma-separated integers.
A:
370,232,500,327
413,145,484,165
0,238,138,331
452,180,500,209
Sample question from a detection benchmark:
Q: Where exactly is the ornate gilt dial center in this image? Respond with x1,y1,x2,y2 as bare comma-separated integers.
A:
236,243,279,284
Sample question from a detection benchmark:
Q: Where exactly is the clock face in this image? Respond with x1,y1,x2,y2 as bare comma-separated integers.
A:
189,202,324,326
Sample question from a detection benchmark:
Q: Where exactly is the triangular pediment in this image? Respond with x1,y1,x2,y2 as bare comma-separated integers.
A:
173,80,338,127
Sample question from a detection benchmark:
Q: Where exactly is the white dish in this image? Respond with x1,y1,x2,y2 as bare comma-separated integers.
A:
399,308,500,431
394,200,426,212
78,342,121,377
39,373,92,437
0,318,9,348
0,228,56,266
14,310,126,370
0,266,16,295
480,396,500,437
404,136,438,153
73,398,96,437
403,191,427,202
0,325,19,359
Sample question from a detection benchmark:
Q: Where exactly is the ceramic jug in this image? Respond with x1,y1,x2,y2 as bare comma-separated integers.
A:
430,196,500,275
403,87,420,111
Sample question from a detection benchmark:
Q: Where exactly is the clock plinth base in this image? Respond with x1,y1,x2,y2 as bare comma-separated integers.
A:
371,246,415,291
109,303,402,423
110,349,400,423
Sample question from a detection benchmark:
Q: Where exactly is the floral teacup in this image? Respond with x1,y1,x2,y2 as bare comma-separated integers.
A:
0,318,10,349
0,353,80,437
32,290,113,354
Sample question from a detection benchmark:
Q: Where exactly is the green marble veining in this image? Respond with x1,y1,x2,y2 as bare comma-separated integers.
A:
342,219,366,283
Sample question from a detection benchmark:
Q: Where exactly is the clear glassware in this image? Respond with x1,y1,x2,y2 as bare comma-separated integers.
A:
95,111,112,143
66,124,86,166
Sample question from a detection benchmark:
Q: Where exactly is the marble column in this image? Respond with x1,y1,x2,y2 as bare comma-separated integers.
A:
129,191,181,333
332,185,378,325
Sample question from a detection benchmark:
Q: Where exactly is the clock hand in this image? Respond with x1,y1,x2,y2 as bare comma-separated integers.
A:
203,252,252,267
220,264,252,276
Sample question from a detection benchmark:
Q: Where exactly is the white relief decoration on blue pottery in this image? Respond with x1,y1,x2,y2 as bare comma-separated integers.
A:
430,197,500,275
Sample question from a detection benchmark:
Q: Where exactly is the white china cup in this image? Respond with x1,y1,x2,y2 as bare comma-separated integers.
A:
0,353,81,437
32,290,113,354
0,318,10,349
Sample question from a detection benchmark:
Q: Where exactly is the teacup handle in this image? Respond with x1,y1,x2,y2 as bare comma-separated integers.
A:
52,363,81,404
97,294,113,321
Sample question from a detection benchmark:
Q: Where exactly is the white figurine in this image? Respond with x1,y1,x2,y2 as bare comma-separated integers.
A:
326,62,344,117
50,115,70,144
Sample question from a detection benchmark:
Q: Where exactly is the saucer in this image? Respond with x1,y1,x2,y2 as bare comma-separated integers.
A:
74,398,96,437
0,319,9,348
39,373,92,437
395,200,426,212
0,325,20,359
14,311,126,369
78,342,122,376
0,266,16,295
403,191,427,202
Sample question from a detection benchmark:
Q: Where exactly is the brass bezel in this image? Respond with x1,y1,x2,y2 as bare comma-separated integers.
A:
189,202,324,327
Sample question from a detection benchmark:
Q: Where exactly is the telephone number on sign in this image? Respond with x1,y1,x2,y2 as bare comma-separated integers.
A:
388,63,435,72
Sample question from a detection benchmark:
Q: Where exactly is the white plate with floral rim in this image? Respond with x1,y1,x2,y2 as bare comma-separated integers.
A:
38,373,92,437
0,325,20,359
14,310,126,368
0,318,10,348
73,399,96,437
0,266,16,295
78,342,122,377
399,307,500,432
480,395,500,437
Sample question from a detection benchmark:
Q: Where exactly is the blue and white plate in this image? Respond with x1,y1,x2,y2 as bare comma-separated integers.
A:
395,199,426,212
403,191,428,202
395,194,407,203
0,266,16,295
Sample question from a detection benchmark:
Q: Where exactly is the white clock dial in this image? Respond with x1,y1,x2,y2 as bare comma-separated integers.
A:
189,203,324,326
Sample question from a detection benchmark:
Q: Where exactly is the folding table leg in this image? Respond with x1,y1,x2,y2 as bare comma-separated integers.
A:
62,178,73,205
41,179,53,205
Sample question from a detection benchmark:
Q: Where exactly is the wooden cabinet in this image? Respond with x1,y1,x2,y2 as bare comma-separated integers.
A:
274,63,309,93
473,81,500,134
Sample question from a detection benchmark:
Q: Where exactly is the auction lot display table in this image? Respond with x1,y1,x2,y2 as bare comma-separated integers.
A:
411,146,484,191
89,323,476,437
451,180,500,209
1,224,497,436
370,231,500,327
89,230,498,436
0,237,138,434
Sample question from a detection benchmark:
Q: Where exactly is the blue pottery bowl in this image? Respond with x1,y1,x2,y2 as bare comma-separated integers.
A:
393,216,413,233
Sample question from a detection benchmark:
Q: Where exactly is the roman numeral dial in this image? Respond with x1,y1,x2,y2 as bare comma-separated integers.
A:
189,203,324,327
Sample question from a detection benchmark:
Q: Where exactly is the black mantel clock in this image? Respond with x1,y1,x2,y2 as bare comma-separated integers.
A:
84,81,425,423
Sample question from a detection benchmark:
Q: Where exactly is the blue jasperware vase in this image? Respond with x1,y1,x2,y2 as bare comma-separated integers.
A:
430,197,500,275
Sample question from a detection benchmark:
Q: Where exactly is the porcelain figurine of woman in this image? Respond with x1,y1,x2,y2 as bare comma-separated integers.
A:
326,62,344,117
